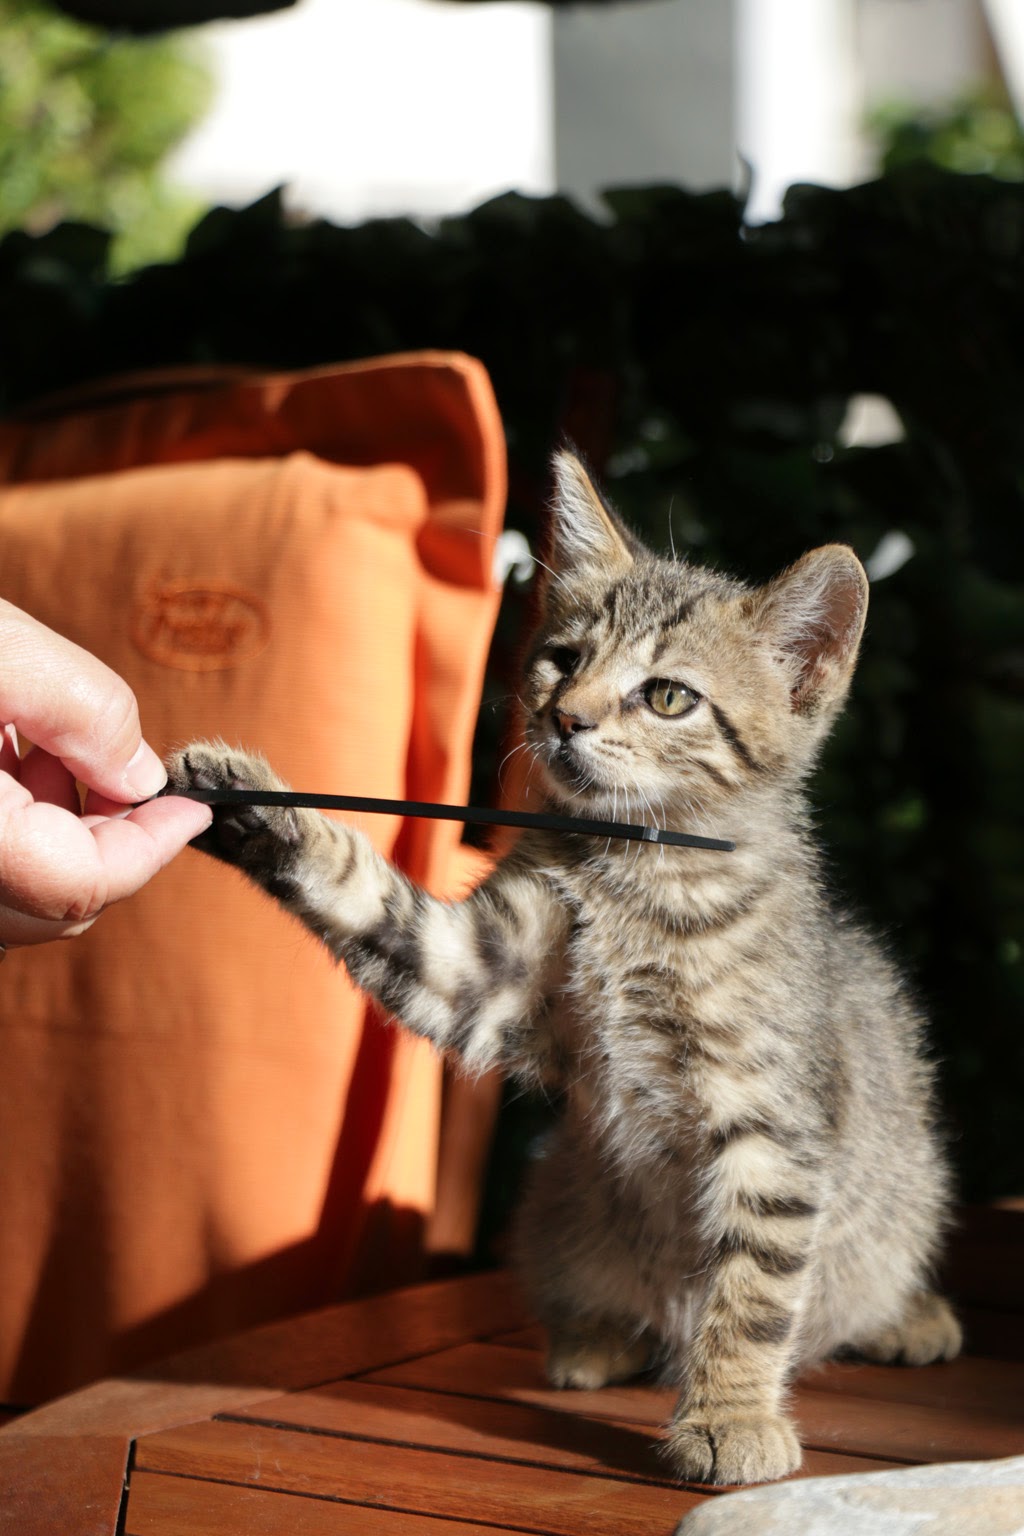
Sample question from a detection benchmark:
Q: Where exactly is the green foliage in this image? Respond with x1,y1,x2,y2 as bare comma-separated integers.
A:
1,167,1022,1205
871,87,1024,180
0,0,211,272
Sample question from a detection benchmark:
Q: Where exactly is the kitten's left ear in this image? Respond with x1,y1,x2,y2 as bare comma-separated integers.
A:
547,450,639,584
750,544,869,715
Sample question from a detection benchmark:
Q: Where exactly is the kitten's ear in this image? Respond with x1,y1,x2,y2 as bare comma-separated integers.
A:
547,450,637,585
751,545,869,715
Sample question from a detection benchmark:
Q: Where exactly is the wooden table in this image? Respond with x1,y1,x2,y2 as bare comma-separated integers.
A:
1,1207,1022,1536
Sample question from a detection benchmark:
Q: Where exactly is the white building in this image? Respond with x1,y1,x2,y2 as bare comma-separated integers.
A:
172,0,1021,227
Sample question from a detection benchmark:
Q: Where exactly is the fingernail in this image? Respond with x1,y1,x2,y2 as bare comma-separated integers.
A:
125,741,167,799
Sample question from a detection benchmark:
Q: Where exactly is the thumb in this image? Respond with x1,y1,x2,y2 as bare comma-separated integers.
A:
0,600,166,804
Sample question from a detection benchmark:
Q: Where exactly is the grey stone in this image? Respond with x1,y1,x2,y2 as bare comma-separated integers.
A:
675,1457,1024,1536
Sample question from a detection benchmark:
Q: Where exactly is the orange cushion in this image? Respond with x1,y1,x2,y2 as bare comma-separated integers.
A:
0,353,504,1402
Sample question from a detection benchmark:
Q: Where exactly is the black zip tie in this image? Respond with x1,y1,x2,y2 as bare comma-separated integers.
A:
174,787,735,853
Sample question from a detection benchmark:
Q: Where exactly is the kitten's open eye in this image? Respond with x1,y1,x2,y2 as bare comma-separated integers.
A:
645,679,700,717
549,646,580,676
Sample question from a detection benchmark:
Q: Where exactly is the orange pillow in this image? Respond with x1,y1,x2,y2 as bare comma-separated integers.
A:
0,353,504,1402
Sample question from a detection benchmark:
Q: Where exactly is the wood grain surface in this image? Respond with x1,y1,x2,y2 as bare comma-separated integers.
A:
0,1211,1020,1536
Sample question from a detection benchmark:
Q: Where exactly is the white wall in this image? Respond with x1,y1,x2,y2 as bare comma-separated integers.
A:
552,0,735,209
171,0,554,224
860,0,988,107
171,0,998,232
736,0,862,222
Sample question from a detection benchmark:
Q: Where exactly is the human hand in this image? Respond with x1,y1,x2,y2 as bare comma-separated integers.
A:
0,600,213,947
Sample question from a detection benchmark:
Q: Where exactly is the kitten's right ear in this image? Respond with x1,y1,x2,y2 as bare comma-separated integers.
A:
750,544,869,719
545,451,637,590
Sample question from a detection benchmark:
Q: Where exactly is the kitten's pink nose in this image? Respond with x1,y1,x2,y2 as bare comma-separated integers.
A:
554,709,595,742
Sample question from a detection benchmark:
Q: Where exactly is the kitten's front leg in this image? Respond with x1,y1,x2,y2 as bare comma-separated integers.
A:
166,742,567,1079
665,1150,821,1485
666,1267,807,1486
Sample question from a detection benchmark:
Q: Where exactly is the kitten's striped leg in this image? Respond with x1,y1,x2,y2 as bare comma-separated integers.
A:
167,743,569,1079
665,1132,823,1485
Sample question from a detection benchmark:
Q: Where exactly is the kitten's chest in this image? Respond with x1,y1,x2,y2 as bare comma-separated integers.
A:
557,876,699,1137
551,859,774,1155
560,862,700,1027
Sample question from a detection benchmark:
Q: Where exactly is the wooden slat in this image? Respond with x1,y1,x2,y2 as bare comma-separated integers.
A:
0,1273,527,1536
135,1418,702,1536
125,1470,520,1536
364,1340,670,1421
154,1269,531,1397
491,1325,547,1351
800,1354,1024,1416
228,1378,903,1484
0,1378,279,1449
0,1433,129,1536
792,1390,1024,1464
5,1225,1022,1536
6,1271,529,1445
369,1338,1024,1422
365,1342,1024,1465
228,1378,674,1485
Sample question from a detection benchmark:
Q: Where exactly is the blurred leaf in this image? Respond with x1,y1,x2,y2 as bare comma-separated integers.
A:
0,0,213,271
870,88,1024,182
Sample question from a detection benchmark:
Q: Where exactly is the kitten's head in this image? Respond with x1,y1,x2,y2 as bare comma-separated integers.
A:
521,451,868,826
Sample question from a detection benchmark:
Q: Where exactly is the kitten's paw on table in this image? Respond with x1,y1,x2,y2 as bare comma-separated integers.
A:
850,1288,962,1366
665,1411,801,1486
546,1325,653,1390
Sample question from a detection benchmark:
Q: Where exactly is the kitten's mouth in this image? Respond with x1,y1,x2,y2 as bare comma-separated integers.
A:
525,717,613,808
551,744,591,787
540,742,609,805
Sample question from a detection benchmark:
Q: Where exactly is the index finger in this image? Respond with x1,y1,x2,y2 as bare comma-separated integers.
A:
0,600,167,803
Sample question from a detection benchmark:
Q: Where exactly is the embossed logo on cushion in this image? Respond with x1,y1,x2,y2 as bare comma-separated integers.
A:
132,579,270,670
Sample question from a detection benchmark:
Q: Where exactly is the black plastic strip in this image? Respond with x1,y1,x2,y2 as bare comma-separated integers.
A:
176,787,735,852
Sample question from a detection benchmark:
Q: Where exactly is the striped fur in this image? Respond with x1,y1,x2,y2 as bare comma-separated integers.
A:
167,451,959,1486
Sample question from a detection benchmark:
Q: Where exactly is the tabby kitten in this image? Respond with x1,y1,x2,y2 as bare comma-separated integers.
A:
168,451,960,1486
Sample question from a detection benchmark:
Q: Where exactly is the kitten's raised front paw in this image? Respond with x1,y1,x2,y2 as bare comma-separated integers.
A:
165,741,302,875
665,1412,801,1486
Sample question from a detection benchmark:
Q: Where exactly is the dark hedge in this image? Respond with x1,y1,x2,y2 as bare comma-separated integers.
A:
1,166,1021,1204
